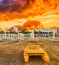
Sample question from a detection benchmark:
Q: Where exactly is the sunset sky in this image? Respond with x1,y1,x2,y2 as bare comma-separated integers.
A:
0,0,59,31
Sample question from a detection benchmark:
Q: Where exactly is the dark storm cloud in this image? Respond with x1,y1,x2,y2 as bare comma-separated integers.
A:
0,0,34,12
0,0,26,12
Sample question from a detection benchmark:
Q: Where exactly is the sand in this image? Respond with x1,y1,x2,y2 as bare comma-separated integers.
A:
0,39,59,65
